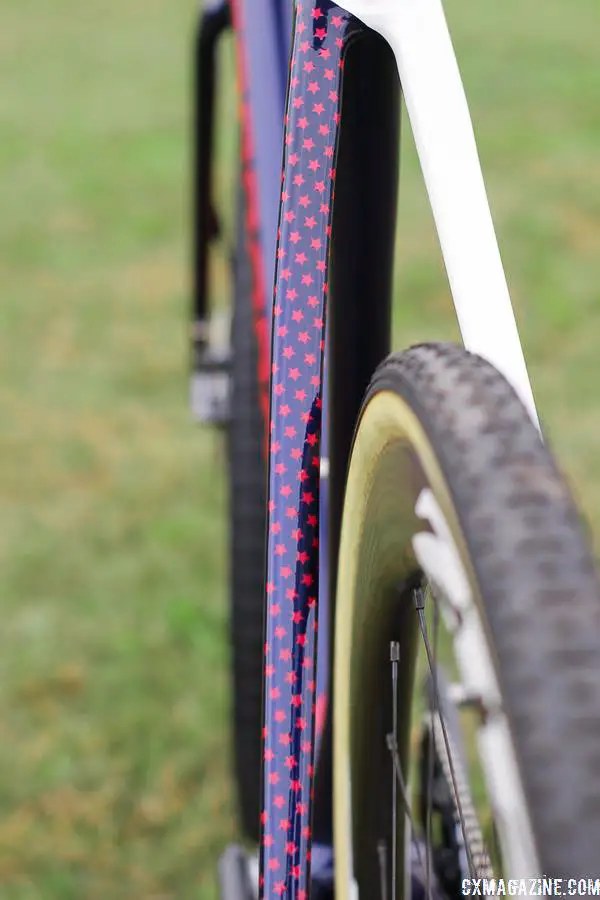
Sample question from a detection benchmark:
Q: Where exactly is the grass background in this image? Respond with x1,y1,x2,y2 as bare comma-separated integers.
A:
0,0,599,896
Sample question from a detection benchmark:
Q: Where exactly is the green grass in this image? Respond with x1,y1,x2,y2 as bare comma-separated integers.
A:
0,0,599,896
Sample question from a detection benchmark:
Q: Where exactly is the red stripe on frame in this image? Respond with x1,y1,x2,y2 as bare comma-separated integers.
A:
229,0,271,444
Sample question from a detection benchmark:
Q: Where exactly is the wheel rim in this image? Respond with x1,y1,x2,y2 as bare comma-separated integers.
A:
333,388,539,900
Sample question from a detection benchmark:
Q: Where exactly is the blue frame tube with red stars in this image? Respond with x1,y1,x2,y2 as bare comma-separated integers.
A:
259,5,361,897
231,0,400,893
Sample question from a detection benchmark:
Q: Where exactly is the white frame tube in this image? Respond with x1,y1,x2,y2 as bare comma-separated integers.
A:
337,0,540,428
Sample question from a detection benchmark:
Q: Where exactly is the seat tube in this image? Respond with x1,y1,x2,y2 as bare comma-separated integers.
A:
260,4,362,897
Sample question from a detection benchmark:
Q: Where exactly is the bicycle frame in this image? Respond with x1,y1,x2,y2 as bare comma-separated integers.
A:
205,0,542,896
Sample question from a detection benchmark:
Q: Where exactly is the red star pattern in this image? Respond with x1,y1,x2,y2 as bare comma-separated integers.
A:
257,3,358,898
228,0,271,439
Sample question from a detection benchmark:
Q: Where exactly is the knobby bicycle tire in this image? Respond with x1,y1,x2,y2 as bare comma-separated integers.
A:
334,342,600,895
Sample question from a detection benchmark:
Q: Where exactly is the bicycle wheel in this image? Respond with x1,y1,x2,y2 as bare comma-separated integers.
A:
228,182,266,843
333,342,600,897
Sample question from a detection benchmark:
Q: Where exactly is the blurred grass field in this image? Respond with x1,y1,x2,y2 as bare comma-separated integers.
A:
0,0,599,897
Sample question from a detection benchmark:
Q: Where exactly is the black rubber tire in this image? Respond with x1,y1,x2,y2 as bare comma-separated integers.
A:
227,188,266,844
338,342,600,887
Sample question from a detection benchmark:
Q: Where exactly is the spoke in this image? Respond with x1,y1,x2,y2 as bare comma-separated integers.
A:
386,732,425,875
378,841,388,900
414,586,478,879
424,600,440,900
390,641,399,900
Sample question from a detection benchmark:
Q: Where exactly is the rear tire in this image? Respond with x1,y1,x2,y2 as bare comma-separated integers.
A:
228,186,266,844
333,343,600,896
